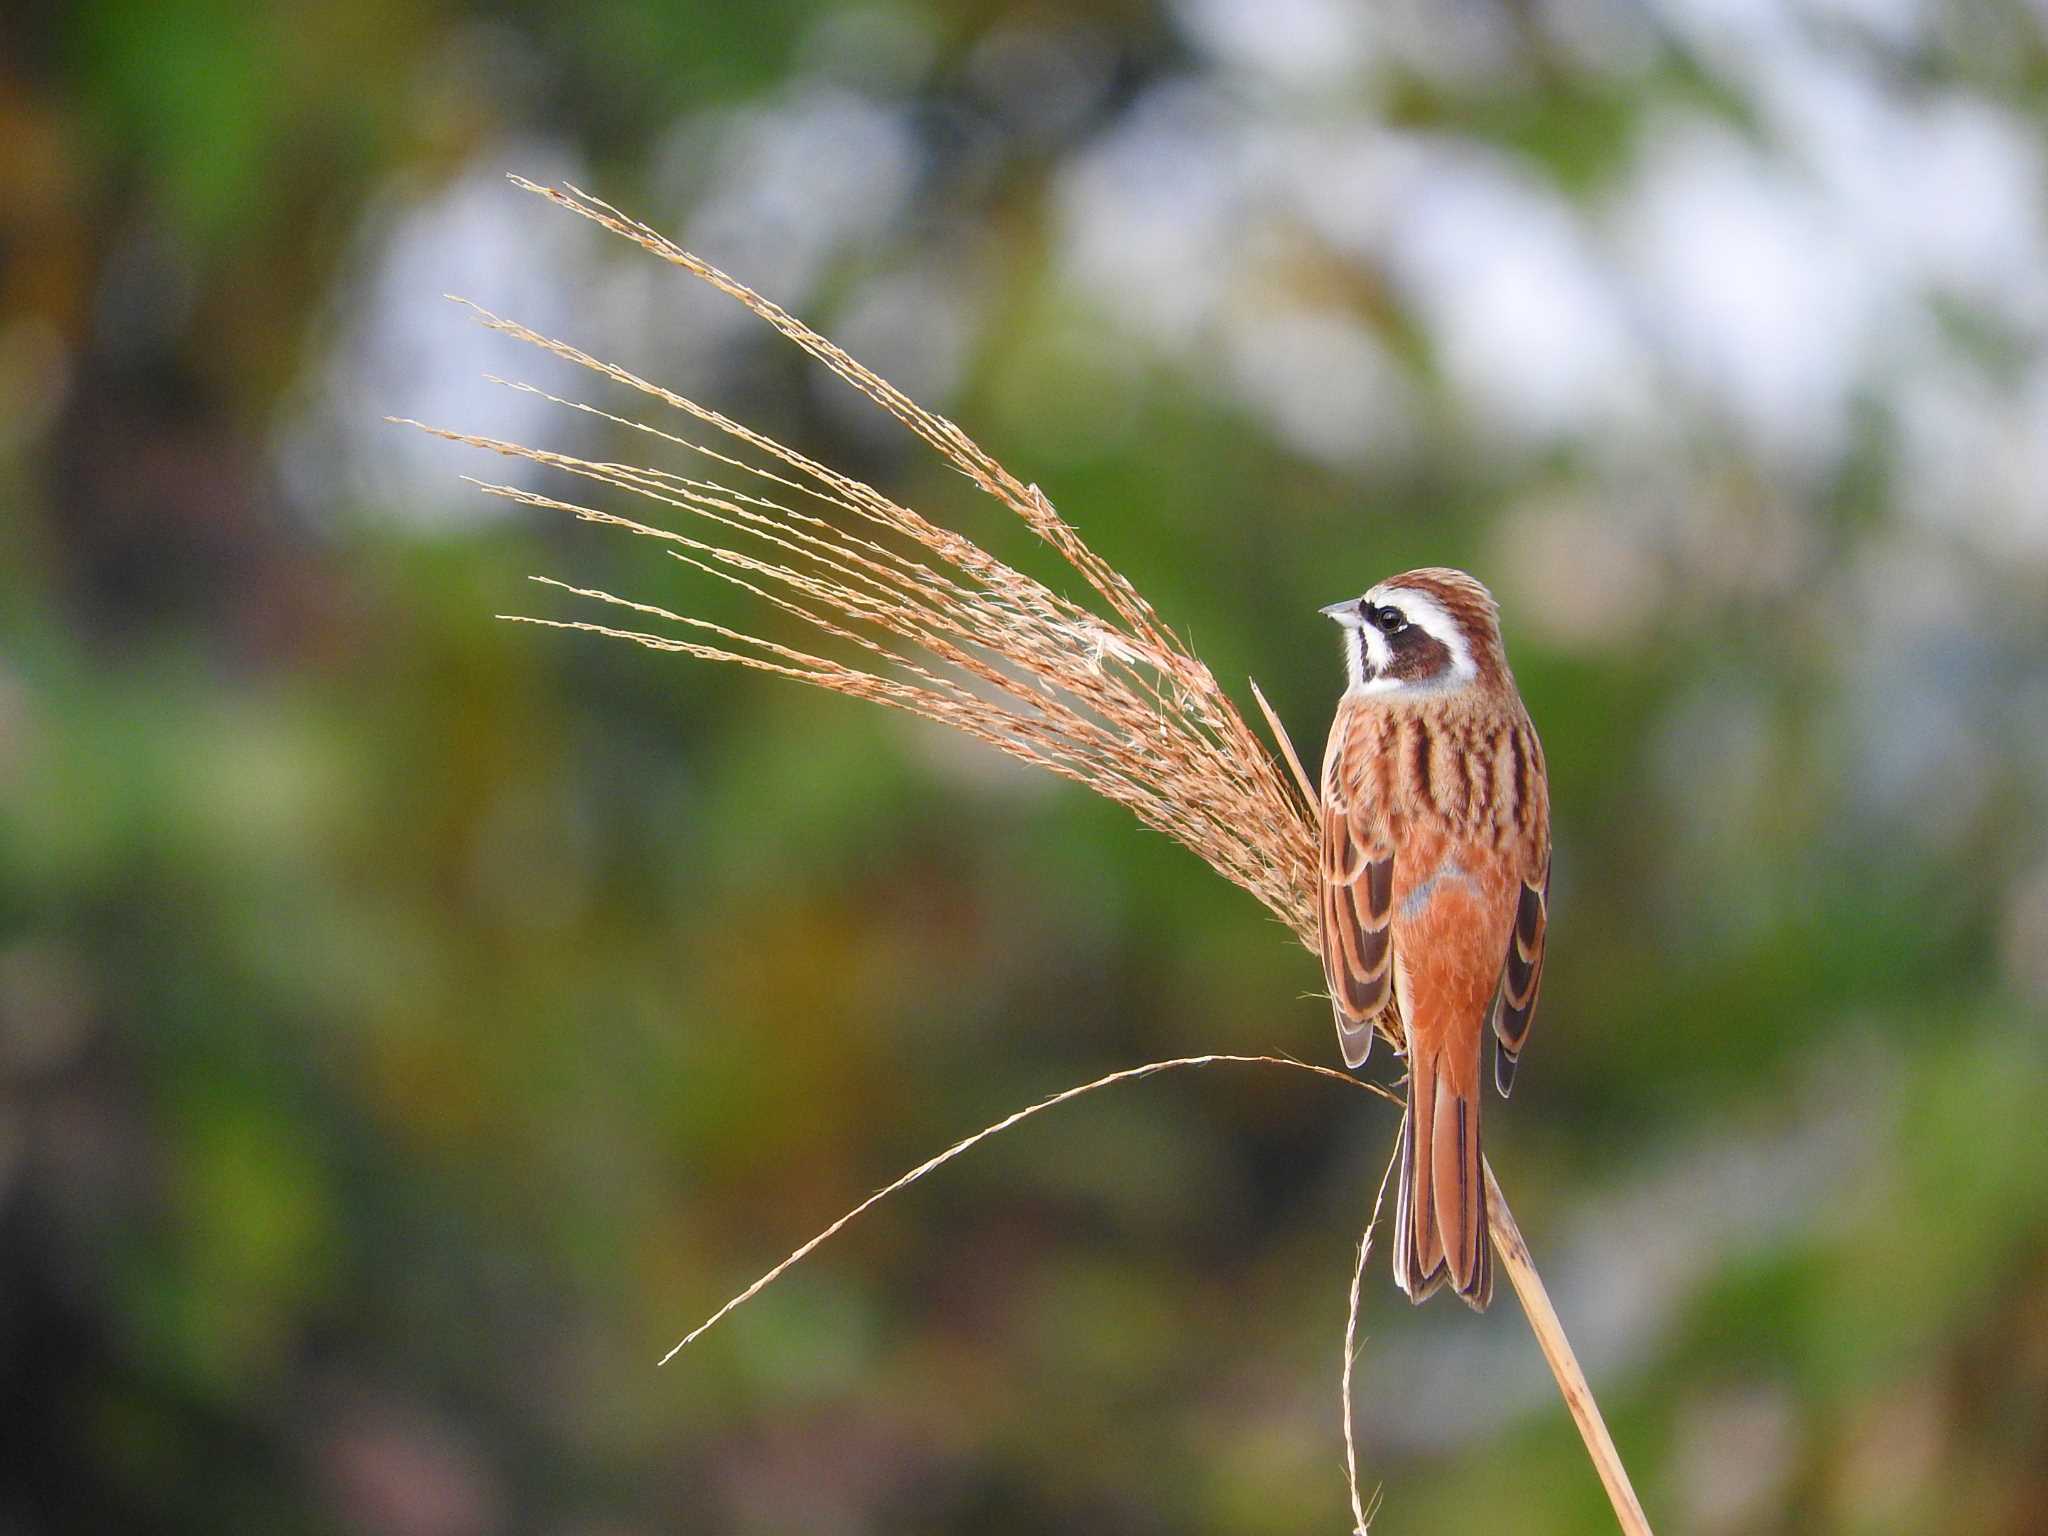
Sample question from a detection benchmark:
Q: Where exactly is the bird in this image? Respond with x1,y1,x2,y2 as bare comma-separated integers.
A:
1316,568,1550,1310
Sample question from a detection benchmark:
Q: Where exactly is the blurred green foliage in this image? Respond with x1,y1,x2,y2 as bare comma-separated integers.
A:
2,2,2046,1533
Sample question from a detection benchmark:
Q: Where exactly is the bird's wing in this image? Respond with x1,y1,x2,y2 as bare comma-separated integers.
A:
1490,727,1551,1096
1319,717,1396,1069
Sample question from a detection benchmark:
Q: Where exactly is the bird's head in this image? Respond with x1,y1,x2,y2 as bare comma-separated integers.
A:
1320,567,1507,697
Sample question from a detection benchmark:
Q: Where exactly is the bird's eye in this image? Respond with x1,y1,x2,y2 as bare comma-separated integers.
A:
1373,605,1407,635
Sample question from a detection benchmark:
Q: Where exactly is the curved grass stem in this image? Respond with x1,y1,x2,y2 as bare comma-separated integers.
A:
659,1050,1652,1534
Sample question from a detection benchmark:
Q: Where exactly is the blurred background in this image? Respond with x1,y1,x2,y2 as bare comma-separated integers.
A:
3,1,2046,1531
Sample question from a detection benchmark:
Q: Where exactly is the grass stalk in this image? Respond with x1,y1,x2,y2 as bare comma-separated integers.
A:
1485,1163,1654,1535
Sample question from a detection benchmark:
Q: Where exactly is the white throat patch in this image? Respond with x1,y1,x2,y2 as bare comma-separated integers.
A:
1343,622,1387,692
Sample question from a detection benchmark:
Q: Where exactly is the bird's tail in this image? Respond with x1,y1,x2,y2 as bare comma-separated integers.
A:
1393,1046,1492,1309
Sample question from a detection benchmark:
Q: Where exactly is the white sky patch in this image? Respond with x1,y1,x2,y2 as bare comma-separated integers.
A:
1894,353,2048,563
1220,303,1415,467
1394,0,1525,86
1640,0,1804,73
1615,114,1873,471
276,139,595,528
1536,0,1663,75
1273,118,1422,260
816,257,981,443
681,86,922,315
1046,30,2048,574
1172,0,1376,90
1054,82,1247,343
1377,142,1651,443
1904,97,2048,320
1061,114,1652,454
1799,0,1928,49
1753,56,2048,325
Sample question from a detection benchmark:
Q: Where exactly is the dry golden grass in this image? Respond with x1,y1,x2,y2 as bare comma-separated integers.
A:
398,176,1652,1535
396,180,1319,956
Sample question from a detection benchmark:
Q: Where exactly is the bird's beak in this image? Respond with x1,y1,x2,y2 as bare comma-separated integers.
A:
1320,599,1362,627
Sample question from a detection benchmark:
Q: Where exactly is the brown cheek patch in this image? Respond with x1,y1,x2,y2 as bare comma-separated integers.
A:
1386,629,1452,683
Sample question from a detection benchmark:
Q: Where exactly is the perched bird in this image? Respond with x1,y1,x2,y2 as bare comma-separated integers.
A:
1317,568,1550,1310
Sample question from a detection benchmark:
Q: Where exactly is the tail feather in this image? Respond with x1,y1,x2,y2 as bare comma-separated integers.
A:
1394,1050,1492,1310
1333,1004,1374,1070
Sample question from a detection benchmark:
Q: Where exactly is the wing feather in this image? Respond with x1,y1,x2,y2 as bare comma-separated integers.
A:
1319,715,1396,1068
1490,735,1551,1097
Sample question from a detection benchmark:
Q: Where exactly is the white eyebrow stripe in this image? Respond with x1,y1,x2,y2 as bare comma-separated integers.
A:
1367,585,1477,683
